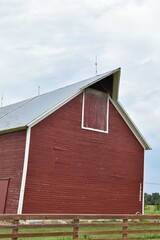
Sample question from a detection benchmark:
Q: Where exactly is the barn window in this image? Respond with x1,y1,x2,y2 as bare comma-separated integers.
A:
82,88,109,133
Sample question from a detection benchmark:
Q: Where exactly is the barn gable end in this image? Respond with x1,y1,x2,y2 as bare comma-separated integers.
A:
22,94,144,214
0,68,151,214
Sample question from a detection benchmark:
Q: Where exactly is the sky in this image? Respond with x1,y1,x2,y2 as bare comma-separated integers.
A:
0,0,159,193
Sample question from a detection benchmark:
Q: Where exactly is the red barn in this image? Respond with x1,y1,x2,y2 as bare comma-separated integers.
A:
0,68,151,214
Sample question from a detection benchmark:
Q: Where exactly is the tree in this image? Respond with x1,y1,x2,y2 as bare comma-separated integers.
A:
155,200,160,211
144,192,160,205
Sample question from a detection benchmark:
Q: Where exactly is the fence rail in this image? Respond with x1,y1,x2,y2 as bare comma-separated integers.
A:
0,214,160,239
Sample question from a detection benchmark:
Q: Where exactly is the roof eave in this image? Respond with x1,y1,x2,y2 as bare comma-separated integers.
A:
80,68,121,101
0,126,27,135
112,69,121,101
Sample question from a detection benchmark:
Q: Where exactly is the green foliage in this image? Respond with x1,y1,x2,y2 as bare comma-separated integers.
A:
144,192,160,205
155,199,160,211
144,205,157,214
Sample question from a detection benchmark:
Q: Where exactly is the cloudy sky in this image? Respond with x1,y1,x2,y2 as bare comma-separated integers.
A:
0,0,159,193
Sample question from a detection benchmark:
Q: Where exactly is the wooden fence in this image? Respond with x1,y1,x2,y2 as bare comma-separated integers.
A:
0,214,160,239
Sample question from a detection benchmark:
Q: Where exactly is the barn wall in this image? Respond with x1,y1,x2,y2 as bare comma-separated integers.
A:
23,94,144,214
0,130,26,213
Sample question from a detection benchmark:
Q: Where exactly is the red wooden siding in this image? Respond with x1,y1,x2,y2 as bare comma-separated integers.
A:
0,130,26,213
83,88,108,131
0,179,9,213
23,93,144,214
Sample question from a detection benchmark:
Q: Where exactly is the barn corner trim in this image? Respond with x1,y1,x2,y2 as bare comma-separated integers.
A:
17,126,31,214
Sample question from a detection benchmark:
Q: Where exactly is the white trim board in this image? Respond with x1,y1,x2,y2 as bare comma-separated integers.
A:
17,127,31,214
142,151,145,215
109,97,151,150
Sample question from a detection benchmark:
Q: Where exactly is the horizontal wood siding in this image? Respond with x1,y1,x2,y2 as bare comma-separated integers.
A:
23,94,144,214
0,130,26,213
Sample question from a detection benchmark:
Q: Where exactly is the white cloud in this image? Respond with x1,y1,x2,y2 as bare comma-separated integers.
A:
0,0,160,192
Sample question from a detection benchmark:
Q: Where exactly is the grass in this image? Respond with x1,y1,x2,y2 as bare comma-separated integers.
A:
0,207,160,240
1,223,160,240
13,226,160,240
144,205,160,214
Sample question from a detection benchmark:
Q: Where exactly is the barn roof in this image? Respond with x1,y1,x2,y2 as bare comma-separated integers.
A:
0,68,151,150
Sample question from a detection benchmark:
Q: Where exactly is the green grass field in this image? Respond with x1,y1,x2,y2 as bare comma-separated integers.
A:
144,204,160,214
0,207,160,240
1,224,160,240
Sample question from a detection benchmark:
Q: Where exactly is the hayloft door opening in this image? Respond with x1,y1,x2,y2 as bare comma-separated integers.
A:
82,88,109,133
0,179,9,213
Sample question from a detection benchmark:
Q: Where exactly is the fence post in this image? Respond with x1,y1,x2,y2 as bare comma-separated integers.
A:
73,218,79,240
12,219,19,240
122,218,128,238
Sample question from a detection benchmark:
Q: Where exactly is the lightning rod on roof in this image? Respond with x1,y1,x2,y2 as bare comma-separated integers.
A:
1,93,3,107
38,85,40,96
95,55,98,75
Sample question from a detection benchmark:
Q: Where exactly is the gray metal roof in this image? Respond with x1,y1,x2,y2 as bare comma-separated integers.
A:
0,69,119,132
0,68,151,150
